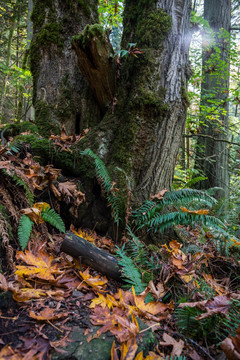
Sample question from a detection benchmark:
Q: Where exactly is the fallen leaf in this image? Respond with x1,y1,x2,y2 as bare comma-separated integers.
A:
29,307,68,321
159,333,184,358
178,295,231,320
16,250,62,281
79,268,108,290
150,189,168,200
180,207,209,215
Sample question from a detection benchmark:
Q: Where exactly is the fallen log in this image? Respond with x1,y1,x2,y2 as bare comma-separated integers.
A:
61,231,123,282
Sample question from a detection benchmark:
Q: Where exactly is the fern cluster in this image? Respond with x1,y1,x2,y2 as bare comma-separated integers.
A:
132,189,226,234
18,207,65,250
81,148,122,225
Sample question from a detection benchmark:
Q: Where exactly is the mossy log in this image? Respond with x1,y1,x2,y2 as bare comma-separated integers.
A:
61,231,123,282
72,25,115,114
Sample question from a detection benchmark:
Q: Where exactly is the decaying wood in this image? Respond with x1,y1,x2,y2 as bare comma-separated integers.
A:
72,26,115,114
61,231,123,282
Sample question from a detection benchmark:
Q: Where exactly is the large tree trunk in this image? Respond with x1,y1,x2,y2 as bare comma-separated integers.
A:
194,0,231,199
30,0,101,137
30,0,192,231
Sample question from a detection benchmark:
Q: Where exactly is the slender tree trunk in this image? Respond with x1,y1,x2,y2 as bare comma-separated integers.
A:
194,0,231,199
0,1,19,122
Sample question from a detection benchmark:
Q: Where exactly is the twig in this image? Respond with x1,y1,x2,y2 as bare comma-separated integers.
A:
169,331,215,360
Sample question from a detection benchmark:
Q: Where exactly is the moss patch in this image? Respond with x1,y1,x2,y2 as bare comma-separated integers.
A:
72,24,105,47
136,9,172,48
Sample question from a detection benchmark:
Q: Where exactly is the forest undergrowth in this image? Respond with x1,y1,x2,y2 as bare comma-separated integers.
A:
0,131,240,360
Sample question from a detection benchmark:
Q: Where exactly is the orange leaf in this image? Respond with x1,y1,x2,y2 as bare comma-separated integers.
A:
29,307,68,321
79,268,108,290
180,207,209,215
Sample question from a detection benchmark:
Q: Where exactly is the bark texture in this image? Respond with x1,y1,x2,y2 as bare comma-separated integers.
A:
30,0,100,136
195,0,231,199
30,0,192,231
103,0,192,202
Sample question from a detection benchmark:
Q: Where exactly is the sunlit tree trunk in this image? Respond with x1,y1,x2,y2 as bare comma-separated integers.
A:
194,0,231,199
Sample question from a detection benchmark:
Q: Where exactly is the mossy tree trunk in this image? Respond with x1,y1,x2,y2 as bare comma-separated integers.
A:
31,0,192,225
30,0,101,137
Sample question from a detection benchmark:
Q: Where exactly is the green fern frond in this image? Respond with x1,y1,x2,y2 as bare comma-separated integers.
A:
1,169,34,206
138,211,225,233
126,226,150,268
81,148,122,225
133,189,217,227
11,174,34,206
18,214,34,250
116,244,147,294
41,208,65,233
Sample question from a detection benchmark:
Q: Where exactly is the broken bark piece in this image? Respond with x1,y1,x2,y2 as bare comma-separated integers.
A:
72,24,115,114
61,232,123,282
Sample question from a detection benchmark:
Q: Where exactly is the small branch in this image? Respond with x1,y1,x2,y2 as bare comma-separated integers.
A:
183,133,240,146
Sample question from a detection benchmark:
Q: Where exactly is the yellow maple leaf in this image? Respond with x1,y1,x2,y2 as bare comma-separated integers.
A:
79,268,108,290
73,228,96,243
15,250,62,281
132,287,172,317
90,293,118,309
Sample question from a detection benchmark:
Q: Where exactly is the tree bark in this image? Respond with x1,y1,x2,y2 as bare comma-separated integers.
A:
30,0,101,137
30,0,192,231
194,0,231,199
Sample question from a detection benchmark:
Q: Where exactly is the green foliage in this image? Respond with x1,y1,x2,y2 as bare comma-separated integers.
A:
18,214,34,250
175,305,218,340
41,207,65,233
116,244,147,294
18,207,65,250
132,188,221,232
176,298,240,343
81,148,122,225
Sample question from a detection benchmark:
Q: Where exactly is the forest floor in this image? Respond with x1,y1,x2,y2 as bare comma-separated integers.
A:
0,137,240,360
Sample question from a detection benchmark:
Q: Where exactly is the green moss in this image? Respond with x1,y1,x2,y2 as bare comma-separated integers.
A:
35,23,63,48
181,84,191,108
72,24,105,46
136,9,172,49
31,0,54,29
12,134,95,179
34,100,60,137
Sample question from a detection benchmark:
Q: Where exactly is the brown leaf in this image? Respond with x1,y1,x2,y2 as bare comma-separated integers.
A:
0,273,8,292
221,336,240,360
150,189,168,200
29,307,68,321
178,295,231,320
147,281,166,300
159,333,184,358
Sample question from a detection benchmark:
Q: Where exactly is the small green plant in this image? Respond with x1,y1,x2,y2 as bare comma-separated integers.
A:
18,203,65,250
116,243,147,294
81,148,123,225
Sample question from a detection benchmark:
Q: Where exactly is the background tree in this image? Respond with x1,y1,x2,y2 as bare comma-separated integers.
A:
194,0,231,199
